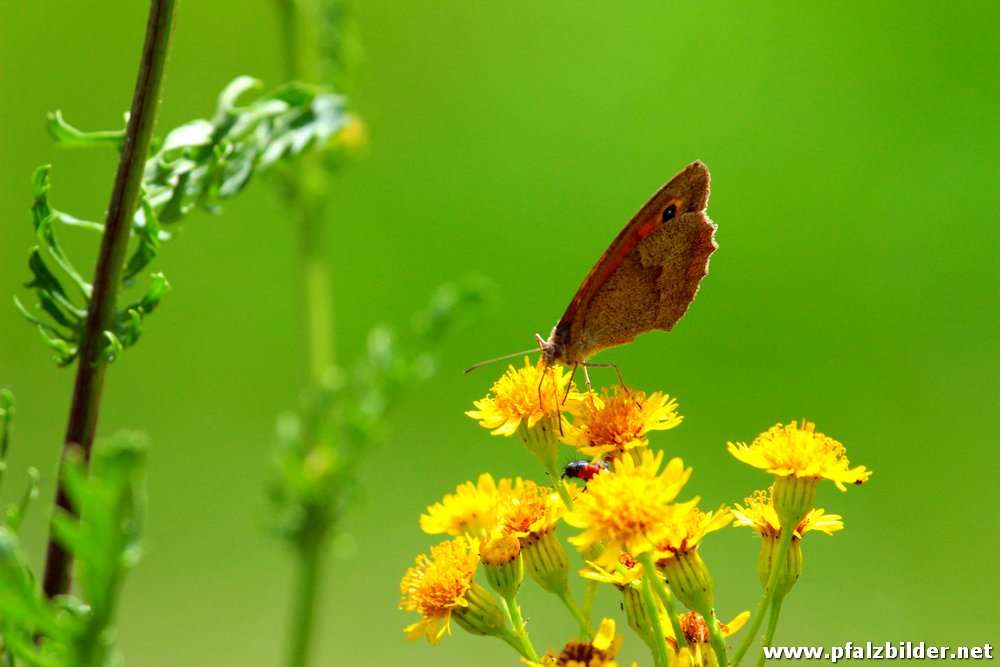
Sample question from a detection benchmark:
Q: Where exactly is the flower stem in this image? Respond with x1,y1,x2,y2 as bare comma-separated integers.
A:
41,0,177,600
496,626,537,661
639,569,670,667
731,526,795,665
540,459,574,511
638,553,687,652
286,523,324,667
755,594,785,667
274,2,341,666
500,592,539,661
273,0,335,382
705,612,731,667
582,578,599,635
557,587,593,639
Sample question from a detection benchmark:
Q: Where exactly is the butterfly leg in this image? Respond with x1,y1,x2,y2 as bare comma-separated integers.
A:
537,364,572,436
564,363,581,403
582,361,640,405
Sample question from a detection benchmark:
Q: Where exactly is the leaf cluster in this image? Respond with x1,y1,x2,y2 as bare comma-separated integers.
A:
0,392,39,537
268,279,494,553
0,424,147,667
17,77,353,365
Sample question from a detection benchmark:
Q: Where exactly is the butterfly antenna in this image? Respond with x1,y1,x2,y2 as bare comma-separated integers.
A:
464,348,538,374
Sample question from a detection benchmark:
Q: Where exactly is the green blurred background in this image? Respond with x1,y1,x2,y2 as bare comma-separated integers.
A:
1,2,997,665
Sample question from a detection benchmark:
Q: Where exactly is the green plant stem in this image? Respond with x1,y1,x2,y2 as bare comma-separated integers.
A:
275,0,335,382
275,0,322,84
500,592,538,661
705,611,731,667
639,569,670,667
731,527,795,666
41,0,176,600
582,578,599,637
275,2,337,666
755,594,785,667
540,459,574,510
496,626,537,661
638,553,687,652
287,522,325,667
556,587,593,640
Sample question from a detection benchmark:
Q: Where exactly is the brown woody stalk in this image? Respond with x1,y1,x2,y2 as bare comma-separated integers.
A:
42,0,177,599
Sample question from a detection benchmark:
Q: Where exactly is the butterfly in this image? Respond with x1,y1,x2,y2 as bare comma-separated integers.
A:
468,161,717,383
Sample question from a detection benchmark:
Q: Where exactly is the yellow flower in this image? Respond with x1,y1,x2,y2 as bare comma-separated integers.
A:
567,389,681,457
580,552,645,588
649,504,729,617
467,357,581,436
565,449,692,560
399,536,481,644
497,479,568,538
732,489,844,538
652,505,731,559
664,611,750,666
727,420,871,491
420,473,510,538
523,618,635,667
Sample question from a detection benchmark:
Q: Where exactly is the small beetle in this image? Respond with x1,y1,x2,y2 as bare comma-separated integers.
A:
562,459,609,482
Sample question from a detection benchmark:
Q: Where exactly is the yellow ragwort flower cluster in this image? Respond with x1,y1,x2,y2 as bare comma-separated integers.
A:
565,449,693,561
398,536,481,644
524,618,635,667
566,389,682,458
727,420,871,490
401,360,872,667
466,357,582,436
732,488,844,540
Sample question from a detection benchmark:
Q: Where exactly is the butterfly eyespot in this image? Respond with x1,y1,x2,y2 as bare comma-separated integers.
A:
661,204,677,222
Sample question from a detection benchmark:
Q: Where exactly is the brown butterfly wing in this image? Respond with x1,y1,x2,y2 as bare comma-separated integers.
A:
548,161,717,364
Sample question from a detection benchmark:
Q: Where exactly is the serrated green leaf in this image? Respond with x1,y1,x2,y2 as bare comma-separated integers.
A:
24,249,67,298
0,528,63,640
21,77,356,363
45,110,125,149
6,467,40,534
52,210,103,233
0,390,12,501
123,199,162,283
36,326,79,367
13,297,71,338
100,331,123,364
32,177,93,299
31,166,54,232
160,119,214,154
135,273,170,313
34,289,81,331
214,75,262,120
41,244,91,302
118,309,143,348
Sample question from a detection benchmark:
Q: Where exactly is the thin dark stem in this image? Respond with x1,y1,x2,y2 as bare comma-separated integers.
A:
42,0,177,599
